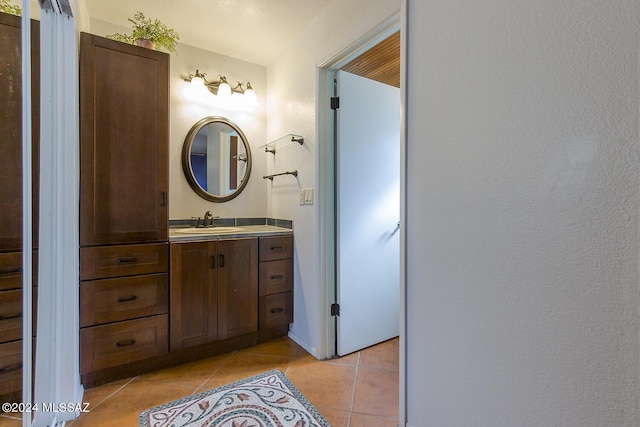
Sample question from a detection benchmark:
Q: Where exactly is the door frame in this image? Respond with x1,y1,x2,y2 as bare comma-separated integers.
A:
317,5,407,424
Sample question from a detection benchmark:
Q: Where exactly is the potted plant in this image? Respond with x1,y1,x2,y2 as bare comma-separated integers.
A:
107,11,179,53
0,0,21,16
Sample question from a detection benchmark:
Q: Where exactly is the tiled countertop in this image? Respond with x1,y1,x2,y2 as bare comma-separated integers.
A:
169,224,293,242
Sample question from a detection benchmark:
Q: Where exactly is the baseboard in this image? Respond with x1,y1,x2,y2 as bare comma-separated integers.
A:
287,330,319,358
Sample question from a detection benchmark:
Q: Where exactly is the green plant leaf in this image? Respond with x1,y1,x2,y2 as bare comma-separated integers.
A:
0,0,22,16
105,11,179,53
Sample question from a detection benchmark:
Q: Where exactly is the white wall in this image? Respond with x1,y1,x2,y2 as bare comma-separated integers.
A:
406,1,640,426
266,0,402,356
89,19,267,220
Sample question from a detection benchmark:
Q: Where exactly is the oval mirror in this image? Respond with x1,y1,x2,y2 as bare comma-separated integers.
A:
182,116,252,202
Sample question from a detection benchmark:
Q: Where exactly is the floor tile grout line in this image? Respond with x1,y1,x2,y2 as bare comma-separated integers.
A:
86,377,137,412
0,414,22,421
346,350,362,427
192,351,236,395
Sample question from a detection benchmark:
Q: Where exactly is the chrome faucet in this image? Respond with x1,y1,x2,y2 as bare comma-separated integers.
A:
202,211,214,228
192,210,218,228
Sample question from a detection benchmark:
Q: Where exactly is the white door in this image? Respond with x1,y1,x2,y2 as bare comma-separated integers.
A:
336,70,400,356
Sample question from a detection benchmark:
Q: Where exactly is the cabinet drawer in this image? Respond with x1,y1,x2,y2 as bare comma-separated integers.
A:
0,289,37,343
80,243,168,280
0,340,22,396
259,236,293,262
0,252,37,291
0,290,22,343
259,259,293,296
259,292,293,330
80,274,168,327
0,253,21,291
80,315,168,374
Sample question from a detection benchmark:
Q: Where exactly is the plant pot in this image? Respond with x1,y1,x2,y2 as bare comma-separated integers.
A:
135,38,155,50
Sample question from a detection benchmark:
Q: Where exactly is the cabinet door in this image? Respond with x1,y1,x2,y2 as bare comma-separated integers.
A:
170,241,217,350
79,33,168,246
0,13,39,251
218,238,258,340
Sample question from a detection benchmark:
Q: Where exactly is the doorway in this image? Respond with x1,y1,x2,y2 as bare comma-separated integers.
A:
334,68,400,356
319,22,401,357
315,10,407,427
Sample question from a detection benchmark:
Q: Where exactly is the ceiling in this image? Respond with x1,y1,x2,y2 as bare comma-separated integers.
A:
84,0,333,66
83,1,400,87
341,31,400,88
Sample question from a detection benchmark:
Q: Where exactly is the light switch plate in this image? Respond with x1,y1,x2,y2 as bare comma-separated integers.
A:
299,188,314,205
304,188,314,205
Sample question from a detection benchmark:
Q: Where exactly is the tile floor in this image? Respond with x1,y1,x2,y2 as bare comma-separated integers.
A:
0,337,399,427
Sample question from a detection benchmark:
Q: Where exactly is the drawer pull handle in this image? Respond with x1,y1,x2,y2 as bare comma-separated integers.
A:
270,246,285,251
116,339,136,348
117,257,138,264
270,275,284,280
0,362,22,374
270,307,284,314
0,312,22,321
0,267,22,275
117,295,137,303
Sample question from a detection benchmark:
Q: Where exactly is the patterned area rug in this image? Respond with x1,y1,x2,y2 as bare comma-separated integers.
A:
139,369,331,427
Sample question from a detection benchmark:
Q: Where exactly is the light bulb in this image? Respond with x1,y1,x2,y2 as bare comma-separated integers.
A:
217,81,232,98
190,76,205,89
243,84,257,107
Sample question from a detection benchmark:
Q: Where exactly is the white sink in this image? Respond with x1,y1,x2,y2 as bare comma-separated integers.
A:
173,227,243,234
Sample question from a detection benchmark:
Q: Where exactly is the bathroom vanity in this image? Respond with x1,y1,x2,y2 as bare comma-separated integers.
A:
77,32,293,387
170,227,294,351
79,226,293,388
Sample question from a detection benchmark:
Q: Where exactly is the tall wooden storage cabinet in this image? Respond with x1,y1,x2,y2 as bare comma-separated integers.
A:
0,12,39,404
79,33,170,378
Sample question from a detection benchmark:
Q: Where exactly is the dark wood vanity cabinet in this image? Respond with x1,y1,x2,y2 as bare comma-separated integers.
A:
76,31,293,387
258,236,294,340
170,238,259,351
0,12,39,403
79,243,169,375
169,241,218,350
79,32,169,246
78,32,170,378
0,12,40,252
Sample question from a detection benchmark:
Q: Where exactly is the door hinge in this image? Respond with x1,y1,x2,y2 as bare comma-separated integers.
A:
330,96,340,110
330,303,340,316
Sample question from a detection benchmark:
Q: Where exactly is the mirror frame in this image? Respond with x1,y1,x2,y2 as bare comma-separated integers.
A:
181,116,252,202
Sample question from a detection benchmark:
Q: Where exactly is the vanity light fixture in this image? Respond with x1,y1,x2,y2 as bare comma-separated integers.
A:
184,69,256,105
